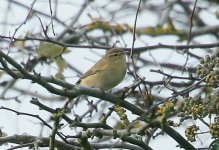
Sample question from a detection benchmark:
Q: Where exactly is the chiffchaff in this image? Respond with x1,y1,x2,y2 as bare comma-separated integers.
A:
77,48,127,91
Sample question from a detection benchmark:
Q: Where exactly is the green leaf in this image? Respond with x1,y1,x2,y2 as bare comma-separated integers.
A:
37,42,69,79
13,40,26,49
37,42,69,58
54,57,68,80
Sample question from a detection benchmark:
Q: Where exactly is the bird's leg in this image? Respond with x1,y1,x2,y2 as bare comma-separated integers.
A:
121,87,129,99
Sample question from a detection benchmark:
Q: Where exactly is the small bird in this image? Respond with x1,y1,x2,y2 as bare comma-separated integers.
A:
77,48,127,91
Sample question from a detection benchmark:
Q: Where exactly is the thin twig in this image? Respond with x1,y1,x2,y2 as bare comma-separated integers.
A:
1,35,219,51
48,0,55,35
0,106,67,143
130,0,141,58
183,0,198,71
130,0,141,79
187,0,198,46
150,69,199,80
129,0,148,106
49,114,60,150
10,0,37,42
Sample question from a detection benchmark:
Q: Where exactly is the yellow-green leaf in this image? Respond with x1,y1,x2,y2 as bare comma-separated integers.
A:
37,42,69,58
54,57,68,79
54,57,67,72
13,40,26,49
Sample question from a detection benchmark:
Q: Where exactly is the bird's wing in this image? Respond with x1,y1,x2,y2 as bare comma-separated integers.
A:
76,59,106,84
76,69,102,84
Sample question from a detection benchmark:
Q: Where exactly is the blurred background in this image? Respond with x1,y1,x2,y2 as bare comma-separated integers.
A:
0,0,219,150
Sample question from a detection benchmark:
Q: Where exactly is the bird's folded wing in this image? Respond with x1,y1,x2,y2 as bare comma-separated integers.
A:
76,69,102,84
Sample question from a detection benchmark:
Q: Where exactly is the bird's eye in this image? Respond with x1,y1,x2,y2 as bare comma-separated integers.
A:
113,53,118,57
